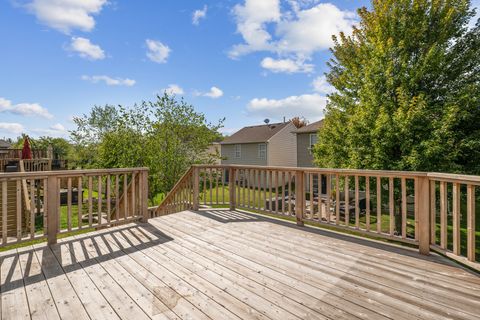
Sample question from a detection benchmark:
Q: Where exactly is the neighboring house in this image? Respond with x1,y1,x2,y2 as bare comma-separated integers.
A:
221,121,297,187
294,120,325,194
295,120,323,168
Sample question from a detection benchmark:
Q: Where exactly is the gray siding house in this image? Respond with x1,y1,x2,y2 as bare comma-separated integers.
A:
221,121,297,187
295,120,323,167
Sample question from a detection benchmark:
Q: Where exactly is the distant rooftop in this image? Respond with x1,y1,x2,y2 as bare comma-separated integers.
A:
295,119,324,134
221,122,289,144
0,139,11,149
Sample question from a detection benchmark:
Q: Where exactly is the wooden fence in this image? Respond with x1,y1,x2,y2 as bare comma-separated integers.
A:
0,168,149,248
155,164,479,271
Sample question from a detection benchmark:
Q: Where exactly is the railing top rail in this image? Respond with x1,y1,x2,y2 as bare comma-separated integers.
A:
191,164,428,177
193,164,480,183
0,167,149,179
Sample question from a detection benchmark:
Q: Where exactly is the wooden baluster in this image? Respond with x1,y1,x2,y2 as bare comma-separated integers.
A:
440,181,447,249
414,178,419,241
344,176,349,226
77,177,83,229
288,172,292,215
193,167,200,211
376,177,381,233
47,176,59,245
123,174,128,219
389,177,394,236
222,169,225,205
418,176,431,255
256,169,261,211
430,180,436,244
106,175,111,225
245,169,249,208
88,176,93,226
295,170,304,226
67,177,72,231
203,169,207,206
326,174,331,223
98,175,103,224
229,167,236,211
317,173,322,220
309,172,313,219
17,179,22,241
131,173,136,217
466,184,476,261
274,170,280,214
269,170,273,212
365,176,370,231
263,170,267,211
401,177,407,238
209,168,213,206
115,175,120,221
452,182,461,255
30,179,36,238
2,180,7,244
355,175,360,229
281,171,285,215
336,174,340,225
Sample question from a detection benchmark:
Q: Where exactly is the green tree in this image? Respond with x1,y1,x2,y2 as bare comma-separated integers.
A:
71,94,224,201
314,0,480,174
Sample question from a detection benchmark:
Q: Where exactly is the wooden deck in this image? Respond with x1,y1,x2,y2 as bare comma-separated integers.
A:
1,209,479,320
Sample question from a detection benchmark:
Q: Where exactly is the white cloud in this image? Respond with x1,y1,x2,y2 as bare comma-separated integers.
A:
204,86,224,98
82,75,136,86
68,37,105,60
229,0,281,58
311,75,335,94
25,0,108,34
0,123,25,135
261,57,313,73
146,39,170,63
193,5,208,25
247,93,326,120
0,97,53,119
276,3,356,55
161,84,184,95
230,1,356,66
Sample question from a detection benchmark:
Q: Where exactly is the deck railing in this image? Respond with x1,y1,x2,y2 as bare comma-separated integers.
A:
0,149,48,159
0,167,149,248
155,164,479,271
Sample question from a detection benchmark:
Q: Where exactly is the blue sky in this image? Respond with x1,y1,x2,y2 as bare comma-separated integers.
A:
0,0,477,139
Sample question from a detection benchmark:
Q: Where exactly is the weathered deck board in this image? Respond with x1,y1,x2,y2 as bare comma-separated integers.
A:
1,209,480,320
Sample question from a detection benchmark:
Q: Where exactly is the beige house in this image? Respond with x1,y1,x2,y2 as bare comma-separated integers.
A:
295,120,323,167
221,121,297,187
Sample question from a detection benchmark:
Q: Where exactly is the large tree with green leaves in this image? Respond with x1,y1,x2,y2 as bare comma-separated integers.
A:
71,94,224,201
314,0,480,174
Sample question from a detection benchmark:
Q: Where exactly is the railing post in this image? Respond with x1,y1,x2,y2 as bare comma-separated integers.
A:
295,170,304,226
418,176,430,255
193,167,200,211
229,167,236,211
140,169,149,222
47,175,59,245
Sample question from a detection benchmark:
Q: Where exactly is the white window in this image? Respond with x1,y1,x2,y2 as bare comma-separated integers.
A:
234,144,241,159
258,143,266,160
309,134,318,154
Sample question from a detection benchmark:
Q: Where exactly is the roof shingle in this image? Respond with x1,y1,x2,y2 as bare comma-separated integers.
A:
221,122,289,144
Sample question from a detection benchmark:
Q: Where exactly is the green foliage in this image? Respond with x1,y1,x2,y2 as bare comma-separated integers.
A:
70,94,224,200
314,0,480,174
12,135,72,159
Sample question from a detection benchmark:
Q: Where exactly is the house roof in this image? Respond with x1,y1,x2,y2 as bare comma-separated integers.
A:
0,139,11,149
295,119,324,134
221,122,289,144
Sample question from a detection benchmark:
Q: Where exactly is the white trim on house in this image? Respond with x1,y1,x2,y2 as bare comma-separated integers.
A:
309,133,318,154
